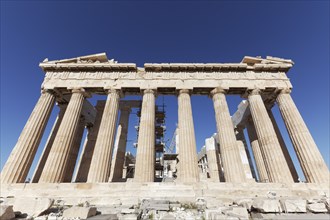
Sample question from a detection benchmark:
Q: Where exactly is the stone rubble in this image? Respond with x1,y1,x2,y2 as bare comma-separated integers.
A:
279,199,307,213
63,206,97,219
140,199,170,211
0,205,15,220
3,197,54,217
88,214,118,220
1,196,329,220
322,197,330,212
223,206,249,220
252,198,281,213
307,202,328,213
234,198,253,211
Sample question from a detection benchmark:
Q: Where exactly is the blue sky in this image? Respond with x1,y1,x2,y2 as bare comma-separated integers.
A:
1,1,329,181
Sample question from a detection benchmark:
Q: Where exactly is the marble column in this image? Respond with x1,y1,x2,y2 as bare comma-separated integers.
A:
235,127,257,180
134,89,156,182
211,88,246,182
1,90,55,184
110,106,131,182
267,108,299,182
205,137,221,182
74,101,105,182
248,89,293,183
31,103,67,183
276,89,329,183
176,89,200,182
63,116,86,182
246,118,269,182
236,140,254,181
87,89,120,183
39,88,86,183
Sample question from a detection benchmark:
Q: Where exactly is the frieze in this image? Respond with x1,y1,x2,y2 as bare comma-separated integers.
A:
45,71,287,81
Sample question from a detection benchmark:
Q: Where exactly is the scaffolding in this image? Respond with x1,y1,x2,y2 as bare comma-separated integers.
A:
133,98,166,181
155,103,166,181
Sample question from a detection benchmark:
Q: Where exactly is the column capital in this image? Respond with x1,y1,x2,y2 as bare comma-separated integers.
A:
178,89,192,95
210,87,227,97
105,88,123,97
242,88,262,98
71,87,85,93
69,87,91,97
143,89,156,95
247,89,261,96
277,88,292,95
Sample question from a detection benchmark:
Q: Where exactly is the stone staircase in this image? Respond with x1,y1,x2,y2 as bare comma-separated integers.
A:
1,182,329,206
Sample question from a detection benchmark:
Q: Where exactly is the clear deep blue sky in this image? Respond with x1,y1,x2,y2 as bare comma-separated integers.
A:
1,1,329,181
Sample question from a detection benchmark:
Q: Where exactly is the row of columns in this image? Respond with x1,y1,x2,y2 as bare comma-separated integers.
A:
248,89,294,183
1,87,328,184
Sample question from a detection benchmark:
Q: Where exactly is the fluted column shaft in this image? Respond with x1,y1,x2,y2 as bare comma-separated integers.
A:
177,89,199,182
267,108,299,182
87,90,120,183
31,103,67,183
235,127,257,180
74,101,105,182
39,89,86,183
211,88,246,182
134,89,156,182
205,137,221,182
248,89,293,183
1,90,55,184
63,117,86,182
277,90,329,183
110,107,131,181
246,118,269,182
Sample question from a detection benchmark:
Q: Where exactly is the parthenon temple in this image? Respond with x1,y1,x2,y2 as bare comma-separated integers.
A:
1,53,329,206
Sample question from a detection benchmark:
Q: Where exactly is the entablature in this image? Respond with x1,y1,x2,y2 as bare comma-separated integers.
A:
40,53,294,96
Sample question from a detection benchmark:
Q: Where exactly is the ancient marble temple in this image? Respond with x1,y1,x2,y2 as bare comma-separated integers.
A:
1,53,329,187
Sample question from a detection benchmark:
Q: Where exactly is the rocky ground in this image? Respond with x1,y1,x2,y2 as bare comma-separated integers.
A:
1,194,330,220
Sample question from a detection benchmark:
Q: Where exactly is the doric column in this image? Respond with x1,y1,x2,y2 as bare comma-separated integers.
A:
248,89,293,183
267,108,299,182
87,89,120,183
31,103,67,183
235,126,257,180
63,116,86,182
246,118,269,182
134,89,156,182
177,89,199,182
110,106,131,182
276,89,329,183
205,137,221,182
211,88,246,183
1,90,55,184
39,88,86,183
74,101,105,182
